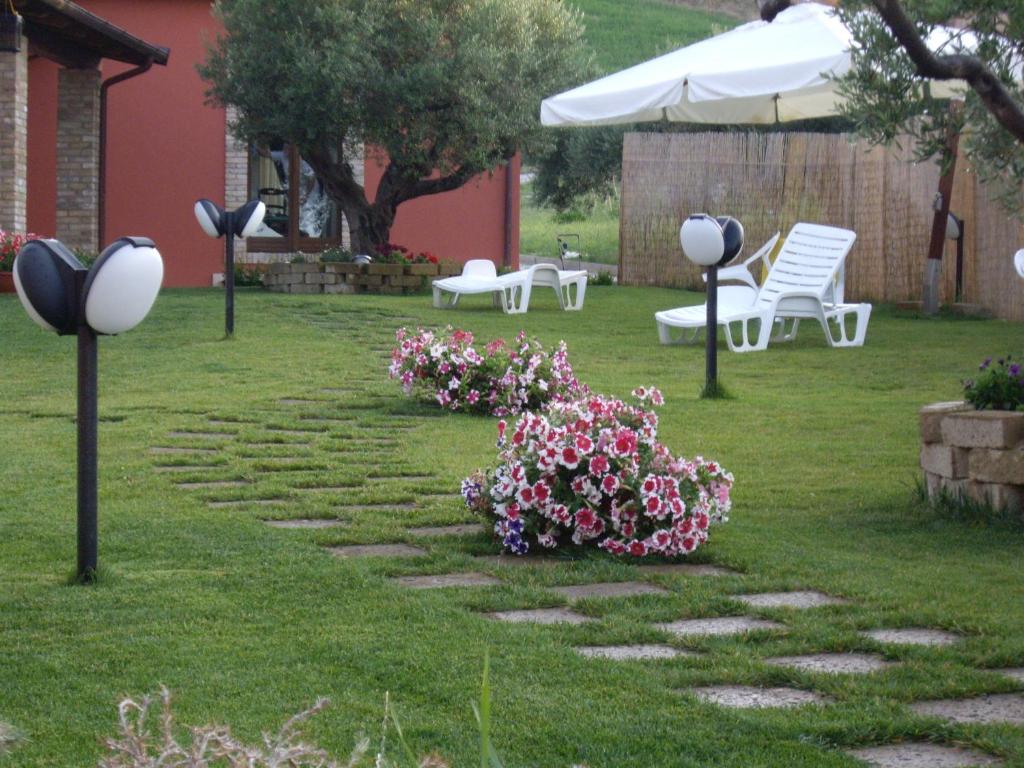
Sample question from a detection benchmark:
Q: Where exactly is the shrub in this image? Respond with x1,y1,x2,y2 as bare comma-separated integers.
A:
320,246,354,263
388,328,587,417
963,355,1024,411
591,271,615,286
461,388,732,557
0,230,39,272
373,243,440,265
234,263,264,286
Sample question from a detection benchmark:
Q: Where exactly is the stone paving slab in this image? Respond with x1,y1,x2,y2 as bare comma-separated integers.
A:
243,441,311,448
406,524,487,537
150,446,219,455
733,591,850,609
335,502,418,512
576,644,697,660
686,685,828,708
368,474,436,481
208,498,286,508
175,480,250,490
393,572,502,589
279,399,325,406
487,608,594,625
765,653,893,675
154,465,220,473
292,485,359,493
861,628,961,646
208,419,253,427
549,581,670,600
996,668,1024,683
265,428,323,436
657,616,785,637
846,743,1003,767
638,563,739,577
910,694,1024,725
327,544,428,558
168,431,235,440
264,518,348,529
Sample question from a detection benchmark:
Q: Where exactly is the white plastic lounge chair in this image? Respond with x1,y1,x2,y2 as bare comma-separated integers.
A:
433,261,588,314
702,231,780,292
656,223,871,352
1014,248,1024,279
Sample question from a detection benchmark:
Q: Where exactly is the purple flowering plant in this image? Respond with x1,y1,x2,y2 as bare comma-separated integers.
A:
963,355,1024,411
388,327,587,417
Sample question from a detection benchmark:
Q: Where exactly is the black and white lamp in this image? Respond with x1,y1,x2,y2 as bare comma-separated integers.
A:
194,199,266,337
680,214,743,394
14,237,163,582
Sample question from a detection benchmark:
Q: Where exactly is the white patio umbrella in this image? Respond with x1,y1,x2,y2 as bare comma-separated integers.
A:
540,2,966,128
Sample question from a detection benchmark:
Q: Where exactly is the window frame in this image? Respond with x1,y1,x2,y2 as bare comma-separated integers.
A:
247,144,344,254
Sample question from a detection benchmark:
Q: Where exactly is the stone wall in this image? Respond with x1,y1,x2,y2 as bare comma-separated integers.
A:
263,261,459,295
920,402,1024,514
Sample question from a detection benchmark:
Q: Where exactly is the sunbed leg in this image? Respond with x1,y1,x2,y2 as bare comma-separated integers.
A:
657,320,702,346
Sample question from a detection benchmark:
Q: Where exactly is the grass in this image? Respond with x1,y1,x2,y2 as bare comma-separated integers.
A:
519,182,621,266
2,287,1024,767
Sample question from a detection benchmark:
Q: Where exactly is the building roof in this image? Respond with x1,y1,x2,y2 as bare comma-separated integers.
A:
14,0,169,68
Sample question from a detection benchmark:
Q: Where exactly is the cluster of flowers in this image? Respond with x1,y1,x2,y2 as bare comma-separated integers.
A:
0,229,38,272
461,387,732,558
373,242,439,265
964,355,1024,411
388,327,587,417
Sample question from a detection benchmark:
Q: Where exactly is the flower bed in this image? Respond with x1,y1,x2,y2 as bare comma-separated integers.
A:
462,388,733,557
1,229,36,293
389,327,587,416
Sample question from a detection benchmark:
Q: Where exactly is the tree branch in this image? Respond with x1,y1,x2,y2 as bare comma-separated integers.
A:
871,0,1024,143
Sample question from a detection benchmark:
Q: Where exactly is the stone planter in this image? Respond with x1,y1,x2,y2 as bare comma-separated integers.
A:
920,401,1024,515
0,271,15,293
262,261,460,295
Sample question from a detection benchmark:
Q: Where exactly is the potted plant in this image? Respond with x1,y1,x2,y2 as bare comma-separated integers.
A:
0,229,36,293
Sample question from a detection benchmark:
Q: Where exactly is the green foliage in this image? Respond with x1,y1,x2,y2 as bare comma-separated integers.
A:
519,180,620,264
963,354,1024,410
320,247,355,264
591,270,615,286
233,264,265,287
835,1,1024,213
200,0,591,249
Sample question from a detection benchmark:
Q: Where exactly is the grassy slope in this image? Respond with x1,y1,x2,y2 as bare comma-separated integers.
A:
520,1,733,263
2,288,1024,767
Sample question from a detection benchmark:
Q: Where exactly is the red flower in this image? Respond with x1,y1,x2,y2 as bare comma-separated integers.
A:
575,507,596,529
627,540,647,557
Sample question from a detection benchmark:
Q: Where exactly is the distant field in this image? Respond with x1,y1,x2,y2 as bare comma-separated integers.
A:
519,181,620,265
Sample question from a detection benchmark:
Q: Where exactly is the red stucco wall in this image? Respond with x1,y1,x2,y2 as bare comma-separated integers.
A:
26,1,518,286
26,57,58,238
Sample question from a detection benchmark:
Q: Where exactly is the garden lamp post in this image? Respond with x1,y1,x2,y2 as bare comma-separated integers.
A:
13,237,164,582
679,214,743,394
193,199,266,337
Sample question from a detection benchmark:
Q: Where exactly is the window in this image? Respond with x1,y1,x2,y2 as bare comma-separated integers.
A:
247,140,343,252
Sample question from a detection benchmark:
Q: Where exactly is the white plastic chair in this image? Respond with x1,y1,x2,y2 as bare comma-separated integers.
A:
432,261,588,314
656,223,871,352
1014,248,1024,279
702,231,780,291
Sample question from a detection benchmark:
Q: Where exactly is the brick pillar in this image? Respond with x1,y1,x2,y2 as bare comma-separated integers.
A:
0,38,28,233
224,105,248,265
56,67,101,253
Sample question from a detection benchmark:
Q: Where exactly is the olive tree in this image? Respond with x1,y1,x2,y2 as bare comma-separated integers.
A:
200,0,589,253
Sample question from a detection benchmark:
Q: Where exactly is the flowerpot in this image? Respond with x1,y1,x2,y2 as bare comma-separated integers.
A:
0,271,15,293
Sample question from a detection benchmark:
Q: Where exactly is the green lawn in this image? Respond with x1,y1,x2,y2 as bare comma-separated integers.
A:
2,287,1024,767
519,181,621,265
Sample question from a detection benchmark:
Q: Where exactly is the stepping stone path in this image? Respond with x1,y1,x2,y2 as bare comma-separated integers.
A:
861,628,961,646
845,743,1003,767
765,653,893,675
686,685,828,709
154,465,219,473
733,591,849,609
393,573,501,589
327,544,427,558
657,616,785,637
406,524,486,537
168,431,234,439
263,519,347,529
476,555,566,568
208,498,285,508
997,668,1024,682
576,645,696,660
279,399,324,406
175,480,250,490
639,563,738,577
487,608,594,625
336,502,418,512
910,693,1024,725
549,581,669,600
150,446,218,455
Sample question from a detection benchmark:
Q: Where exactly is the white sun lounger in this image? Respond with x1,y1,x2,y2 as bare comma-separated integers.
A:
656,223,871,352
433,261,587,314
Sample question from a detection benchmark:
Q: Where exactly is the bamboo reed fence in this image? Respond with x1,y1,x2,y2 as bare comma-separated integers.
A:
620,132,1024,320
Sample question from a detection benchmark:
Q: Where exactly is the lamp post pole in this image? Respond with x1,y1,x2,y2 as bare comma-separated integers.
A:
706,265,718,390
224,211,235,337
76,271,99,582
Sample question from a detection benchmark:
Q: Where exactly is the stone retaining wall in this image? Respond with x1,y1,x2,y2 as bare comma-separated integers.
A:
920,401,1024,514
263,262,460,295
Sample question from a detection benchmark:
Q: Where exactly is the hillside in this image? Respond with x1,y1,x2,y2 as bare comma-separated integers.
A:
566,0,737,74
